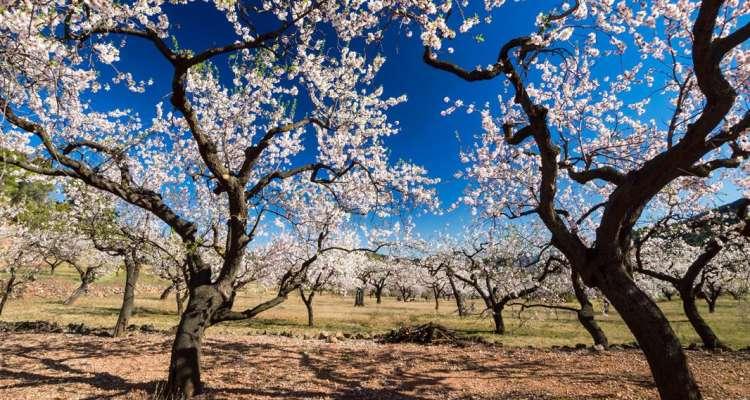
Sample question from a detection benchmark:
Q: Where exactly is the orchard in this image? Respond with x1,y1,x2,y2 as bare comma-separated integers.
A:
0,0,748,399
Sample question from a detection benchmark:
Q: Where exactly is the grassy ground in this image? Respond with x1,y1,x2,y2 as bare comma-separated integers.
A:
3,264,749,348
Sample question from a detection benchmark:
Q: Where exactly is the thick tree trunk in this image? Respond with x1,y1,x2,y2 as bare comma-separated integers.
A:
299,288,315,327
680,287,723,350
432,286,440,311
113,255,141,337
491,307,505,334
572,271,608,347
354,287,365,307
447,273,466,317
375,286,383,304
165,285,220,398
160,284,175,300
597,264,701,400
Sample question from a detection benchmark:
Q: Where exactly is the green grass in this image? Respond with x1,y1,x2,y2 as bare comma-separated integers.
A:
3,264,749,349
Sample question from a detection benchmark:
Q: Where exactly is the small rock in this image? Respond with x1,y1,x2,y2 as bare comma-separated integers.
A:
318,331,330,340
593,344,605,352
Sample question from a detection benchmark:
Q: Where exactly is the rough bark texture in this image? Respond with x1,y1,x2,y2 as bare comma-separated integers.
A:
166,285,221,398
113,254,141,337
598,265,701,400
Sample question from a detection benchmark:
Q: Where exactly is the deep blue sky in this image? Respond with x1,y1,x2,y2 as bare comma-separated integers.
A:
91,1,553,234
89,1,743,237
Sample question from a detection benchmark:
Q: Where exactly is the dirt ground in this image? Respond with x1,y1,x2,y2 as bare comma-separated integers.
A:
0,332,748,400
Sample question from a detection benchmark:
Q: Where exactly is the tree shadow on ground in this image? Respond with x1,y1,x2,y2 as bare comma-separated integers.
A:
0,332,665,399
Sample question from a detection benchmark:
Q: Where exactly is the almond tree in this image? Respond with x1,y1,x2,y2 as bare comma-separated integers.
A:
401,0,749,397
450,229,561,334
635,197,749,350
0,2,435,395
0,225,43,317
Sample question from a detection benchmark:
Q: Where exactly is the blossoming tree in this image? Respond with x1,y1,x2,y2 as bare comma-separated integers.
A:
0,1,435,395
400,0,749,397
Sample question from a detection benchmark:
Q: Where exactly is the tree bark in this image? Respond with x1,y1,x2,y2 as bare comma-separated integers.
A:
446,272,466,317
113,254,141,337
165,285,221,398
354,287,365,307
0,276,14,317
299,288,315,327
598,264,701,400
705,291,719,313
432,286,440,311
572,271,608,347
160,284,175,300
374,285,383,304
680,287,723,350
491,306,505,334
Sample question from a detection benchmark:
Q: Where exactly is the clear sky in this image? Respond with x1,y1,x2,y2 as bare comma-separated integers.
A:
90,1,555,236
88,1,744,237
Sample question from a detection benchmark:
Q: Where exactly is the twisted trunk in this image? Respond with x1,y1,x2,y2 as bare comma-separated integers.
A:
680,286,723,350
572,271,608,347
160,284,175,300
597,264,701,400
113,253,141,337
166,284,222,398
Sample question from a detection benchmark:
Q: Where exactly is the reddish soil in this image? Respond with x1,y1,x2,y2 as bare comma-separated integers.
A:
0,332,748,399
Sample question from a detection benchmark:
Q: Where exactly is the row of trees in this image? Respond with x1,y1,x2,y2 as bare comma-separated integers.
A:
1,0,747,399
